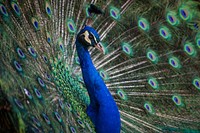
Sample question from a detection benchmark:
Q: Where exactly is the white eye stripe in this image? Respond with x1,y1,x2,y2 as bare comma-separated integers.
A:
82,31,91,44
90,32,98,44
83,31,90,36
81,30,99,45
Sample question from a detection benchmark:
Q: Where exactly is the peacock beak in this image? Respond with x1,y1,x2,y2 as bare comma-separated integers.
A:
95,43,103,53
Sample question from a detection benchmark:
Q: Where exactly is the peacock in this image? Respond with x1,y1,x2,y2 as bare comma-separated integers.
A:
0,0,200,133
76,11,121,132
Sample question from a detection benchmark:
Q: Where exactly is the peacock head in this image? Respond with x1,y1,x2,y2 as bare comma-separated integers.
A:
77,25,103,52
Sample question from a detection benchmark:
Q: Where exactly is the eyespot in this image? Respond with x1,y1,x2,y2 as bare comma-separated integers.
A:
42,55,48,63
37,77,45,88
46,73,51,80
14,98,24,109
172,95,183,106
11,2,20,16
184,43,196,57
122,43,133,57
166,11,179,26
14,60,23,72
169,57,181,69
117,89,127,100
123,45,130,53
60,44,63,51
16,48,26,59
77,119,85,128
147,49,158,64
99,69,108,80
193,78,200,90
32,116,41,127
110,6,120,20
148,77,159,89
28,47,37,58
169,15,174,23
70,126,76,133
0,3,8,17
47,37,51,43
195,33,200,49
42,113,51,125
66,102,72,111
46,32,52,44
100,71,105,78
31,17,40,30
58,39,64,52
45,1,52,18
24,88,32,99
144,102,154,114
138,18,150,31
54,112,62,123
34,87,42,99
67,19,76,33
179,7,190,21
75,112,81,119
159,26,171,40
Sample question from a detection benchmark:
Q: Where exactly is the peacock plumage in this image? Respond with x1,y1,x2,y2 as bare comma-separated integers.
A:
0,0,200,133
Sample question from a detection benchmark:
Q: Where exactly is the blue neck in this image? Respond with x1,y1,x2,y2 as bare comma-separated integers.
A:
76,41,96,70
76,40,98,101
76,37,121,133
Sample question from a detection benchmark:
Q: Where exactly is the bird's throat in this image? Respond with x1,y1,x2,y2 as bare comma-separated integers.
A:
76,41,95,70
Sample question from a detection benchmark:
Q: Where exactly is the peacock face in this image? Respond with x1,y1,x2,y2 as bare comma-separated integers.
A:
77,26,103,52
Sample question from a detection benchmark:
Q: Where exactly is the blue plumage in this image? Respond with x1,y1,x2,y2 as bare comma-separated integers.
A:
76,25,121,133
